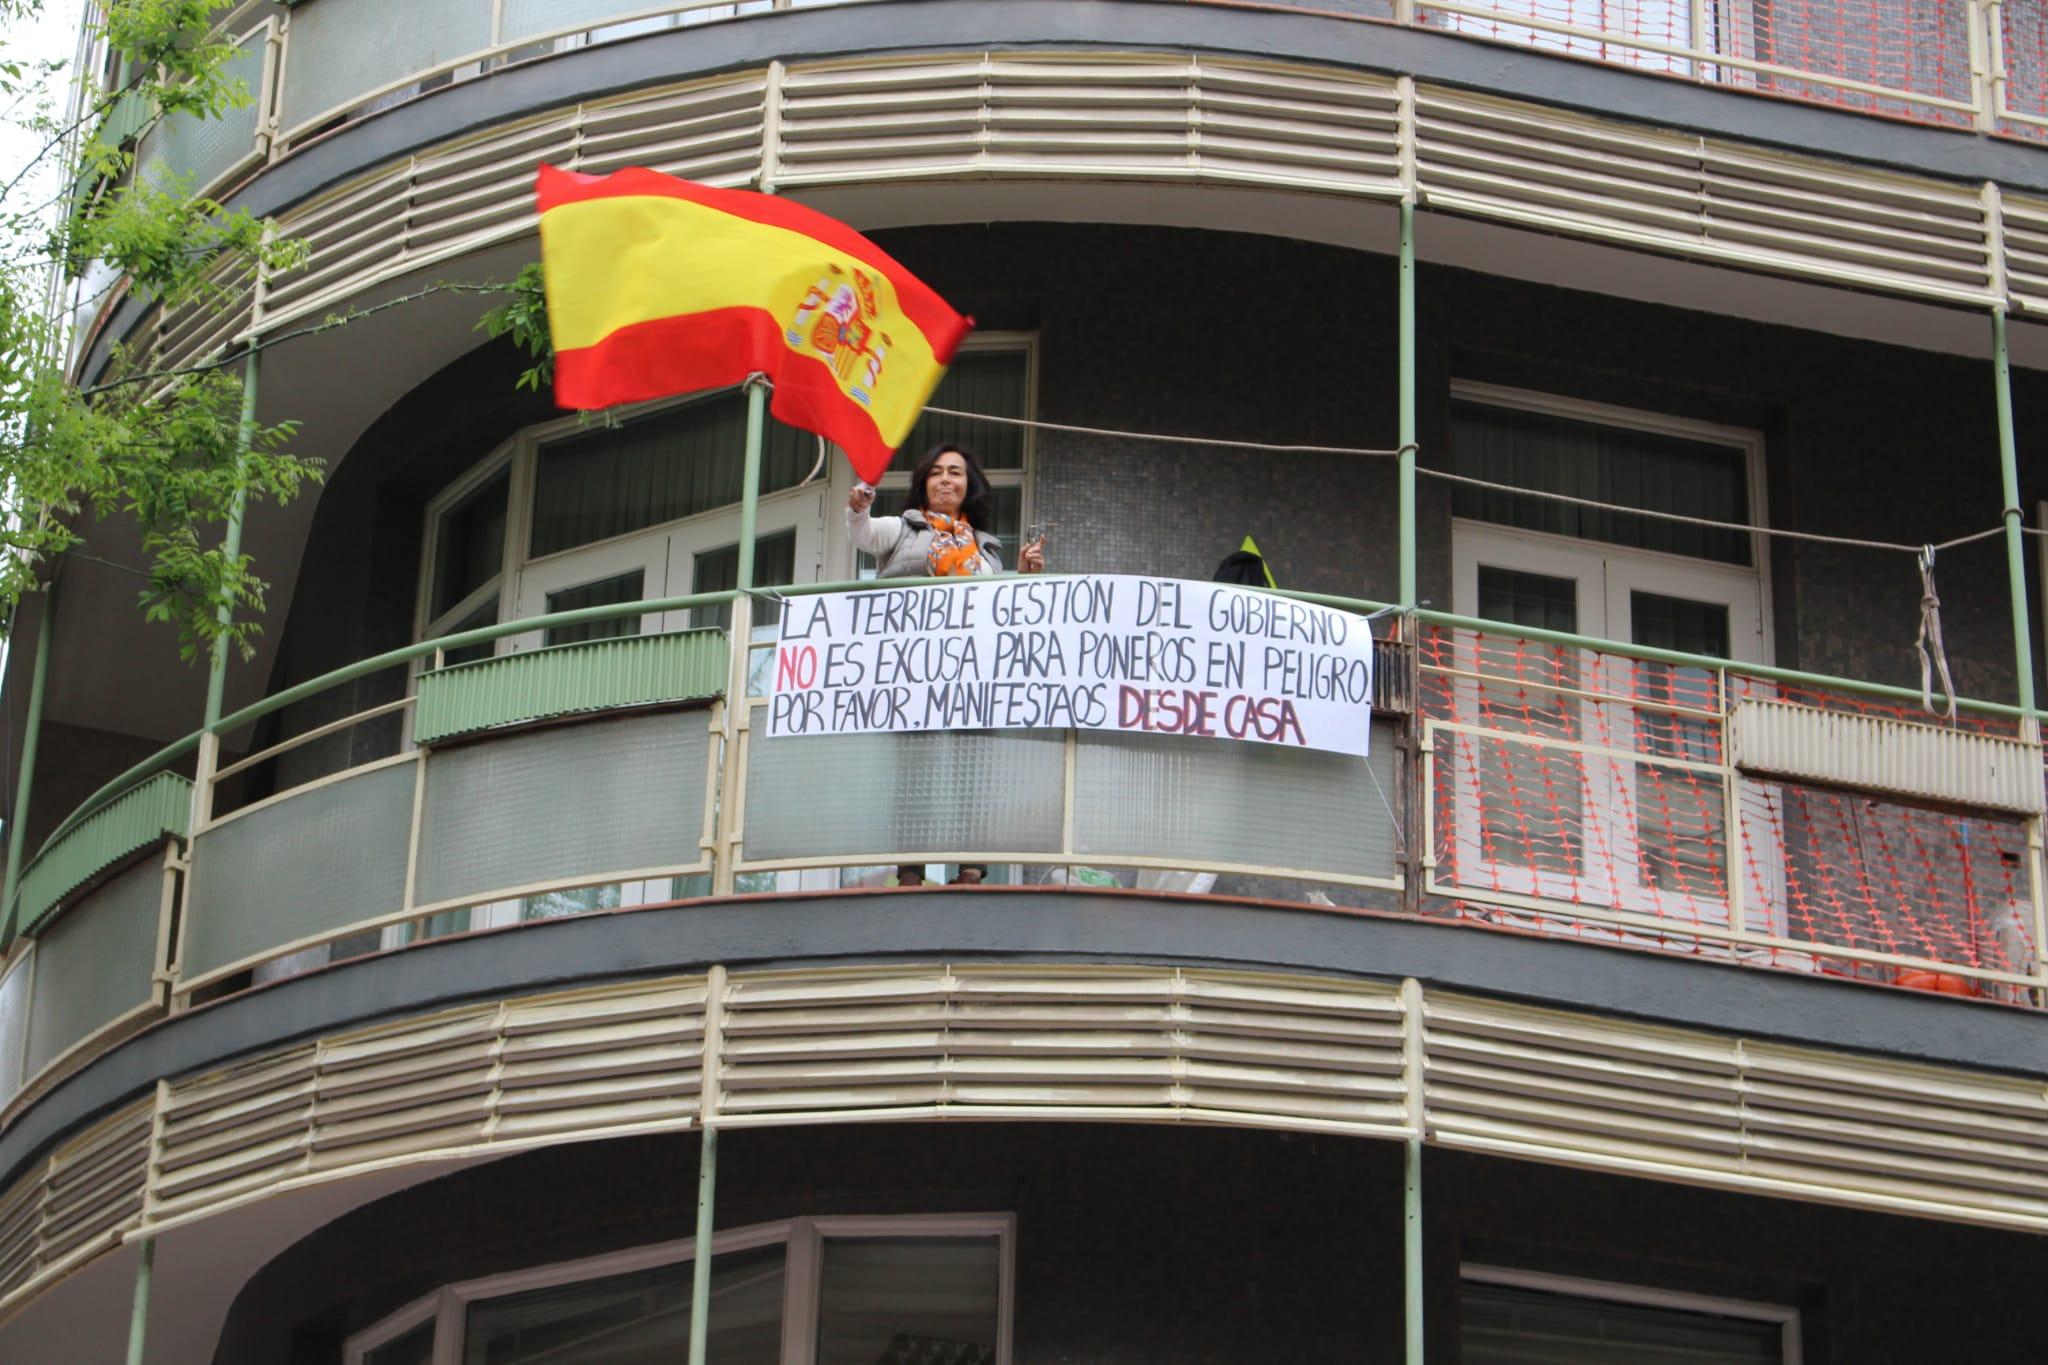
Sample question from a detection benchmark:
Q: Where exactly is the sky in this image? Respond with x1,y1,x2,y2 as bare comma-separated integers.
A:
1,1,89,234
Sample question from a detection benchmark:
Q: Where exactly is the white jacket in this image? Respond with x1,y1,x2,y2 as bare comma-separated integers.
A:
848,503,1005,578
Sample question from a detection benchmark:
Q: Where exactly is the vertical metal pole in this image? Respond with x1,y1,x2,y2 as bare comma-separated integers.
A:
1399,200,1418,610
125,1236,155,1365
1992,310,2037,719
1404,1139,1424,1365
0,578,55,948
687,1125,720,1365
688,963,726,1365
736,379,767,592
202,346,261,733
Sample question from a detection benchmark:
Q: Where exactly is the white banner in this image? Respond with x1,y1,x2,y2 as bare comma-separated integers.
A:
766,575,1375,757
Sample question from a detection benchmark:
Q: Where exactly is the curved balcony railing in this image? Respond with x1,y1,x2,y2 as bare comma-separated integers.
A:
98,0,2048,224
2,574,2041,1129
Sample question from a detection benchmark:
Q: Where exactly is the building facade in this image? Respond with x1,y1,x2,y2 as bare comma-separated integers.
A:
6,0,2048,1360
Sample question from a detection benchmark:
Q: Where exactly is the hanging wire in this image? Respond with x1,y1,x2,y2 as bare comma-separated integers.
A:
1418,467,2008,557
920,404,1410,458
1916,545,1959,722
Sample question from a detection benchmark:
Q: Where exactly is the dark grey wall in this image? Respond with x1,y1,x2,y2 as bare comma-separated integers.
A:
213,1123,2048,1363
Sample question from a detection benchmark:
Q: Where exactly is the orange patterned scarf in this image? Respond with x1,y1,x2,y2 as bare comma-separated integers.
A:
924,512,987,577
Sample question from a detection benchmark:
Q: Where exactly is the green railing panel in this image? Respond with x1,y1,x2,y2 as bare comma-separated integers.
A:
16,772,190,937
414,628,728,745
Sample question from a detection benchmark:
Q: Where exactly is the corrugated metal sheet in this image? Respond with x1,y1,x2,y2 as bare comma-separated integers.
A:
142,978,705,1233
1415,85,1996,305
0,1100,151,1316
715,965,1412,1133
15,773,190,936
413,629,728,745
1728,699,2044,814
775,53,1405,194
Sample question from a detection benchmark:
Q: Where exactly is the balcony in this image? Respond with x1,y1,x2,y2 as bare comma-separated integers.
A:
5,570,2040,1124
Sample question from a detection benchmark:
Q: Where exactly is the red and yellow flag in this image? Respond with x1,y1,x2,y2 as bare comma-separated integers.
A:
535,164,972,483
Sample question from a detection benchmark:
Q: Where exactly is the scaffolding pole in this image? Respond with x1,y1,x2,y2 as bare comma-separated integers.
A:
202,346,261,734
1399,199,1418,609
0,577,55,949
737,378,768,592
1992,310,2038,722
1405,1142,1424,1363
125,1236,154,1365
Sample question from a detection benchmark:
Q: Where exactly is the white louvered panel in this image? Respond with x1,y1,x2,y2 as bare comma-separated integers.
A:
149,1046,317,1222
1423,995,1746,1174
1701,147,1992,300
0,1100,152,1316
574,72,768,183
1416,86,1705,237
716,965,1409,1132
1728,699,2044,814
2002,193,2048,315
493,979,706,1142
36,1101,151,1271
1740,1043,2048,1222
1417,84,1995,305
777,55,1399,194
0,1175,39,1302
306,1005,501,1173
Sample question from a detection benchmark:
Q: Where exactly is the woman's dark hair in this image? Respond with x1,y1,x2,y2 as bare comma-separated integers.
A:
905,443,994,529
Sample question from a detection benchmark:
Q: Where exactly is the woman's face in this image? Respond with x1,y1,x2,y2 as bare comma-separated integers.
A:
924,450,969,517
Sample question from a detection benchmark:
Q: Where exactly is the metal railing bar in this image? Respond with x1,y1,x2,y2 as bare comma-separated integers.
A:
208,695,415,785
1418,610,2029,720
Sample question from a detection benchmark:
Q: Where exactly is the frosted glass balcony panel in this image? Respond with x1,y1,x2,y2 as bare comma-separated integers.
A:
745,729,1065,859
1073,724,1400,881
279,0,492,133
24,859,164,1078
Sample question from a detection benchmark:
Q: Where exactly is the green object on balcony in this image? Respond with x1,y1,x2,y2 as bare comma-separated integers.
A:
16,772,191,937
414,628,729,745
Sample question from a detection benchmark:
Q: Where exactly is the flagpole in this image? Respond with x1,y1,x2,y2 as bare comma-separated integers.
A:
737,376,768,591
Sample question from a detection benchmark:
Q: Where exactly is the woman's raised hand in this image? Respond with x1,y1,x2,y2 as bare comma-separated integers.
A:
847,483,876,514
1019,537,1047,574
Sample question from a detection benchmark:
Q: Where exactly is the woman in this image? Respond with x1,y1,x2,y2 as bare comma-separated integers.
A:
847,443,1046,576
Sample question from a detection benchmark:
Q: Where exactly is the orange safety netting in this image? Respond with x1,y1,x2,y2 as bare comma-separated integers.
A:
1420,627,2040,1000
1420,0,1974,126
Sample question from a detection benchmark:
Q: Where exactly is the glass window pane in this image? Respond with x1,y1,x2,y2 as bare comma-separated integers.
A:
904,350,1029,471
463,1243,784,1365
544,571,645,647
365,1320,435,1365
1451,402,1753,566
432,471,508,618
530,396,811,557
816,1237,1001,1365
1477,566,1578,634
690,530,797,631
439,594,501,667
1461,1281,1785,1364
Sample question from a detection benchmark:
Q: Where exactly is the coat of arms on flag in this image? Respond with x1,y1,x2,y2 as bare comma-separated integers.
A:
534,164,973,484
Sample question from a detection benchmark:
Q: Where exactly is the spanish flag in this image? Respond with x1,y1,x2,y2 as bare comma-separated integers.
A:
536,164,973,482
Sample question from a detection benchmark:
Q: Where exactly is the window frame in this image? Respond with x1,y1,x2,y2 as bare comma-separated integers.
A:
1444,381,1779,932
1460,1263,1802,1364
341,1211,1016,1365
1448,379,1773,610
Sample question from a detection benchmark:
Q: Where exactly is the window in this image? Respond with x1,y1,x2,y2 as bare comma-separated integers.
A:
1446,382,1772,926
344,1215,1014,1365
1461,1266,1800,1364
417,341,1038,664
